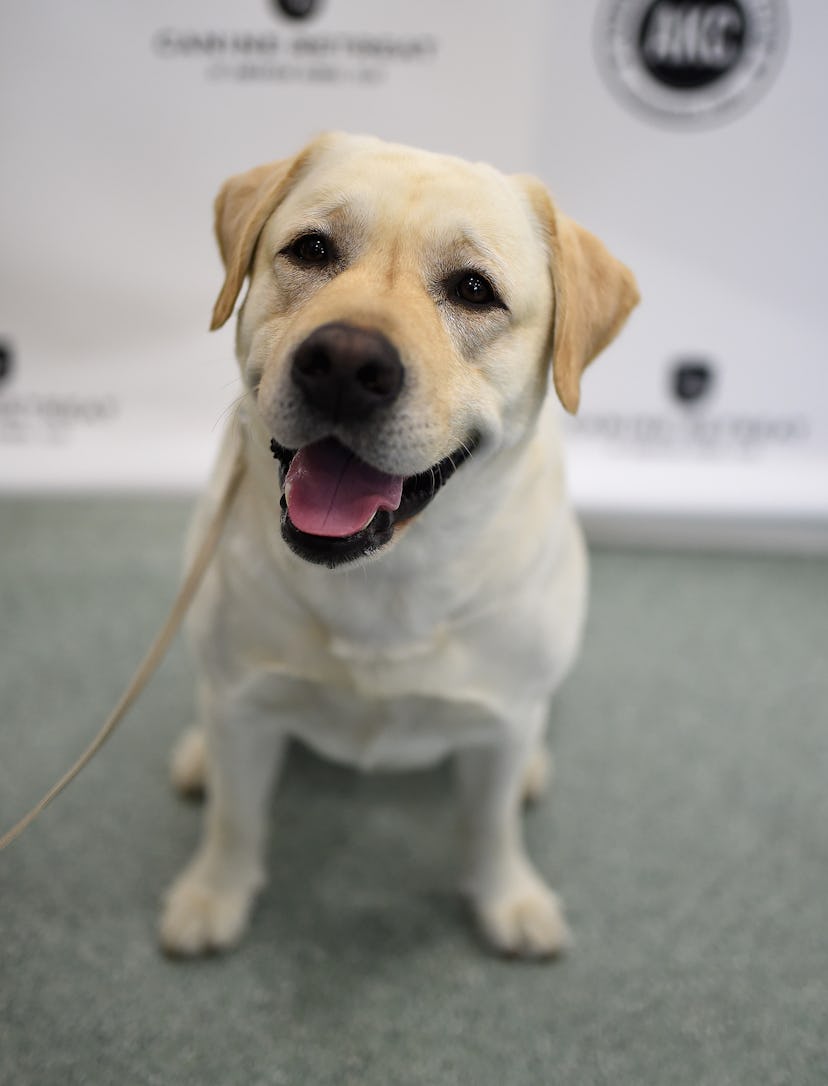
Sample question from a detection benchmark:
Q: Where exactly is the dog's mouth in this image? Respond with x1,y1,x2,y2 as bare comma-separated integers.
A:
269,435,480,568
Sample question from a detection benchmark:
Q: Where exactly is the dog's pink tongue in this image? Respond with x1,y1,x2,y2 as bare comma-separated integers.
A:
284,438,404,538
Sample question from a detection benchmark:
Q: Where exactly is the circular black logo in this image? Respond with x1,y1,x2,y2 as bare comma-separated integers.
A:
596,0,788,127
671,358,715,406
271,0,322,20
639,0,746,88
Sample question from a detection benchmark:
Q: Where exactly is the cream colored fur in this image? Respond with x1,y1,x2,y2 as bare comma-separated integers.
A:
159,133,638,959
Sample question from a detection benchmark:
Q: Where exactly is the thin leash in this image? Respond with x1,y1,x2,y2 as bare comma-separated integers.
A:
0,447,246,852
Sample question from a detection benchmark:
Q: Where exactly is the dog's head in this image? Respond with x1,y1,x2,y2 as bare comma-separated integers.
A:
211,133,638,568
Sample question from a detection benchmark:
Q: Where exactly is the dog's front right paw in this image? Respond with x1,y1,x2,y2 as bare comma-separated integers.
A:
473,869,571,960
159,866,259,957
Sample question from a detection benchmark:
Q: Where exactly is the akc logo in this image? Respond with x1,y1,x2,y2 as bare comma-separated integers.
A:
595,0,788,128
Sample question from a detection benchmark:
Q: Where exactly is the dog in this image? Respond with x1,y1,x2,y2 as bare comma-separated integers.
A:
159,132,638,959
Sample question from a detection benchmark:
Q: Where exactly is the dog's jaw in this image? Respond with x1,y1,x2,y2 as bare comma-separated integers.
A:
270,435,480,569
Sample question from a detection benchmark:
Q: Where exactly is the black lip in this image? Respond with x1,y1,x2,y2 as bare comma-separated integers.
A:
269,435,480,569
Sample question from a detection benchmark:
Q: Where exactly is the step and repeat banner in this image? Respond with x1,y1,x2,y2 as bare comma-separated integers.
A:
1,0,825,545
546,0,827,545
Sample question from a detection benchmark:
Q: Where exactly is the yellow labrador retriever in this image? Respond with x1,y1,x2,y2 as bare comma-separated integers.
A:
160,133,638,959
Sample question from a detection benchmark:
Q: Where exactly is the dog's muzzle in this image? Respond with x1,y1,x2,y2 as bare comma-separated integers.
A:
265,322,479,568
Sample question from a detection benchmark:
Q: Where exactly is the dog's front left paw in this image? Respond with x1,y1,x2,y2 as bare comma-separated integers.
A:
159,865,260,957
473,870,570,960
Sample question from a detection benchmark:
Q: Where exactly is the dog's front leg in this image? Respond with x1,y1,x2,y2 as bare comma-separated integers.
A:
159,689,286,956
456,712,570,959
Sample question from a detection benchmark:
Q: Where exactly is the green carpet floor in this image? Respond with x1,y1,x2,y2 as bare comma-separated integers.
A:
1,497,826,1086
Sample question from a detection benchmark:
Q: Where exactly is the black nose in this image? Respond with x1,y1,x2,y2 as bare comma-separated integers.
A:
292,322,404,423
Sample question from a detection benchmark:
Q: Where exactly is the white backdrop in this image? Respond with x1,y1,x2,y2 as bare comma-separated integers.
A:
1,0,825,547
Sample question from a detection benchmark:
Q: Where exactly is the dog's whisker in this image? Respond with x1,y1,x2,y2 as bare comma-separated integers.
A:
212,389,252,434
212,399,243,433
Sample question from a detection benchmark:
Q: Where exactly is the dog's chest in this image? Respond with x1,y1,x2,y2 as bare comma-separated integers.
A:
246,613,497,764
241,599,526,770
202,488,586,769
287,678,506,770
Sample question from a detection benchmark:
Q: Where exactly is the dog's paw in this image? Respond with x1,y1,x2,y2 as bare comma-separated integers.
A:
521,745,553,804
474,872,570,960
170,727,208,799
159,867,258,957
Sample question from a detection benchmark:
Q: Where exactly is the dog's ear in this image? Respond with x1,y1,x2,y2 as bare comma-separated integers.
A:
517,177,639,414
210,148,315,331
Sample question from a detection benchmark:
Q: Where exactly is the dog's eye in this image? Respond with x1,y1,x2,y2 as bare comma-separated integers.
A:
286,233,333,265
452,271,501,308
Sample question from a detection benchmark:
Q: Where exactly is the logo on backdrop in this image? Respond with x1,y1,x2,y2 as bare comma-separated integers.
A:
568,354,809,458
595,0,788,128
0,340,119,449
270,0,323,21
671,358,715,406
0,341,13,387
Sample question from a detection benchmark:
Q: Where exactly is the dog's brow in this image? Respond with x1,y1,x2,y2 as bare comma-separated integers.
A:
297,195,368,228
445,229,506,272
436,229,510,297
